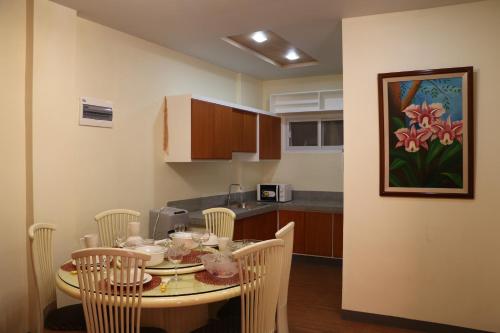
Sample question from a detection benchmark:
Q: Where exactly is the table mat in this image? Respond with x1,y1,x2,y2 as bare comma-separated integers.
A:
60,262,76,272
60,259,115,272
181,250,211,264
194,270,239,286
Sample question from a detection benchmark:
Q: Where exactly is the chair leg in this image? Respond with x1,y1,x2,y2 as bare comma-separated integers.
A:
277,305,289,333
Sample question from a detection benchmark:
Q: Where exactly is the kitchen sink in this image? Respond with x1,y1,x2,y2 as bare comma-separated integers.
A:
226,202,268,210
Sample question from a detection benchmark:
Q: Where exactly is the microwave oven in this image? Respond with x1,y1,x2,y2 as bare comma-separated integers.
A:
257,184,292,202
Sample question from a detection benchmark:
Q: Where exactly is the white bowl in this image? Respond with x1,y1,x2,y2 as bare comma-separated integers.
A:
170,232,198,250
200,253,238,278
125,235,144,247
134,245,165,267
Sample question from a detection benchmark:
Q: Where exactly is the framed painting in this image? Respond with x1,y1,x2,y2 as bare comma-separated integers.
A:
378,67,474,198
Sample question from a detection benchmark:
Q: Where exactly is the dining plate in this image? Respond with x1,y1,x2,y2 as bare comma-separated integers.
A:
145,246,219,276
109,272,152,286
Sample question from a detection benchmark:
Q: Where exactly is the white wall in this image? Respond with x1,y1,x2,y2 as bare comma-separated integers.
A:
30,0,264,308
259,75,344,191
342,1,500,331
0,0,29,332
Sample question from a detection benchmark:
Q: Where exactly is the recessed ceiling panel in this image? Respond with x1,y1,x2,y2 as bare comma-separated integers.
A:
224,30,317,68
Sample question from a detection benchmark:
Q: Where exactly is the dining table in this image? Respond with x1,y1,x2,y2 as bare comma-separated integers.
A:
55,243,251,333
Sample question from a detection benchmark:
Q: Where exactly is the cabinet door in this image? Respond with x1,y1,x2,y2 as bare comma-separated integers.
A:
304,212,333,257
191,99,215,159
232,109,257,153
259,114,281,159
213,104,233,158
258,211,278,240
278,210,305,254
242,111,257,152
333,213,343,258
191,99,232,159
233,220,244,240
240,211,277,241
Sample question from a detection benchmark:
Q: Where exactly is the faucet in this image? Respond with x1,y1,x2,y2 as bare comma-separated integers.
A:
227,183,243,206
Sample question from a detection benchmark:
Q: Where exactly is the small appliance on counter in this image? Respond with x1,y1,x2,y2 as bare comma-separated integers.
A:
257,184,292,202
149,206,189,240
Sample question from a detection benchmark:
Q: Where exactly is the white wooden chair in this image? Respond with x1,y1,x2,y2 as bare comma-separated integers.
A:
193,239,284,333
275,222,295,333
94,209,141,247
29,223,86,333
71,248,166,333
202,207,236,239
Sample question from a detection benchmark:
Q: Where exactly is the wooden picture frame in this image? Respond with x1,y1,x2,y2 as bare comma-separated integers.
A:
378,67,474,198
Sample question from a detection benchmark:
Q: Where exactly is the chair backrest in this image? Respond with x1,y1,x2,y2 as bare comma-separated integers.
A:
275,222,294,333
28,223,57,328
233,238,284,333
202,207,236,239
94,209,141,247
71,248,150,333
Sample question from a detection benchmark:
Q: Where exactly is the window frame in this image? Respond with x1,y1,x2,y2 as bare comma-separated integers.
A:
284,113,344,153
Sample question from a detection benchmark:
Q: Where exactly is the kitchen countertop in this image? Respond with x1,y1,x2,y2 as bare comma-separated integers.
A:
165,190,343,227
188,199,343,226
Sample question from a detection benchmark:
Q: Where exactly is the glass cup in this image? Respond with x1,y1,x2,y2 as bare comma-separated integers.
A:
200,229,210,248
191,232,203,251
174,224,186,233
166,244,190,281
196,229,210,251
218,237,232,253
114,232,125,247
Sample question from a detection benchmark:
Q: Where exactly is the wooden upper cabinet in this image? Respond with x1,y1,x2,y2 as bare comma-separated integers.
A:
259,114,281,159
232,109,257,153
164,94,276,162
191,99,232,159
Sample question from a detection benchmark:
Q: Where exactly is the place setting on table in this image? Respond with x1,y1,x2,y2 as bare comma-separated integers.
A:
57,221,261,298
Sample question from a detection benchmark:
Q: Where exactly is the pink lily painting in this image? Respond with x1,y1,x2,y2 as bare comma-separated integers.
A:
378,67,474,198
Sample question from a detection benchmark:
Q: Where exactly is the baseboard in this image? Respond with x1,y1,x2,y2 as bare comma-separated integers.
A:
341,310,491,333
292,254,343,266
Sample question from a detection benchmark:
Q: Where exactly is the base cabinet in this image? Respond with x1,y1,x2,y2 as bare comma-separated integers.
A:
332,213,343,258
304,212,333,257
233,211,277,241
278,210,305,254
279,210,343,258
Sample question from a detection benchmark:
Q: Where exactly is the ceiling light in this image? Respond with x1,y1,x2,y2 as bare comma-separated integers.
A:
285,49,300,61
223,30,317,68
251,31,268,43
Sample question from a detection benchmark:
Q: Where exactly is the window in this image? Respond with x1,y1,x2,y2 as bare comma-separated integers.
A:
286,118,343,152
322,120,343,147
289,121,318,146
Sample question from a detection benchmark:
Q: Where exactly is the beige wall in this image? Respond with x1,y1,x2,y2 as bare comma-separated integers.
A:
237,73,263,109
259,75,344,191
342,1,500,331
30,0,265,306
0,0,30,331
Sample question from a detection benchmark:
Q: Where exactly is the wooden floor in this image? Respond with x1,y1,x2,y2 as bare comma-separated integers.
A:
287,257,423,333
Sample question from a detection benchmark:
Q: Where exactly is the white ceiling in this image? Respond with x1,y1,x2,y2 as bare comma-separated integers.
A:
52,0,479,79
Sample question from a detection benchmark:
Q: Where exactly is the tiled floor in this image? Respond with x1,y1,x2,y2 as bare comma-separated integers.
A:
287,257,423,333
